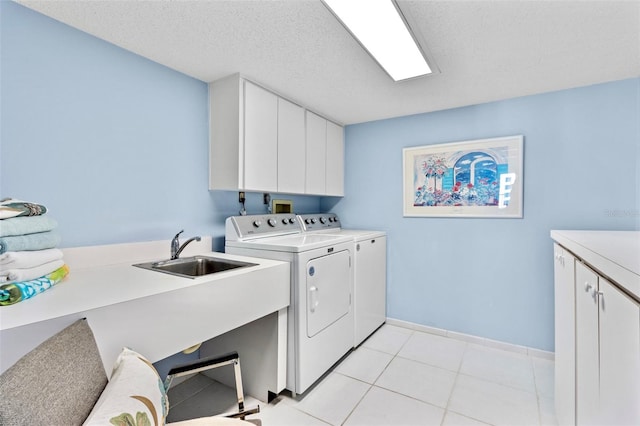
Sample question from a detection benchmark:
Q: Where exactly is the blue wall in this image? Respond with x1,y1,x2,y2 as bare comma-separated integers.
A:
0,1,320,252
324,78,640,351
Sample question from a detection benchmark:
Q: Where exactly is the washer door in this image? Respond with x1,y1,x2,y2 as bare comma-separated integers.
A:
306,250,351,338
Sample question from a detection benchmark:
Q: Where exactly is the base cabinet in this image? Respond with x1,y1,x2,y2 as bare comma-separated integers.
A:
553,232,640,426
575,261,640,425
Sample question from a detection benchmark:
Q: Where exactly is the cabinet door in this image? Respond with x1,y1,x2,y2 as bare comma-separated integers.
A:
244,81,278,192
325,121,344,196
598,278,640,425
305,111,326,195
277,98,305,194
575,262,600,426
553,244,576,426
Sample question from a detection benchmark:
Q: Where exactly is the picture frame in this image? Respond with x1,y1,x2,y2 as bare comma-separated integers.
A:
403,135,524,218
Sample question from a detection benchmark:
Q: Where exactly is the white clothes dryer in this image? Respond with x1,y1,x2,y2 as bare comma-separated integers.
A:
225,214,354,396
298,213,387,347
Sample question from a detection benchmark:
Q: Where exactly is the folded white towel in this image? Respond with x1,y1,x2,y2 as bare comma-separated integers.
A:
0,259,65,283
0,248,64,269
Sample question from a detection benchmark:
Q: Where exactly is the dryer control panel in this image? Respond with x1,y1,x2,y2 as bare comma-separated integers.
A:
298,213,341,232
226,214,300,240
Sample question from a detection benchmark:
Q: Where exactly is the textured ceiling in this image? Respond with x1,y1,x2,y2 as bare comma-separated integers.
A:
16,0,640,125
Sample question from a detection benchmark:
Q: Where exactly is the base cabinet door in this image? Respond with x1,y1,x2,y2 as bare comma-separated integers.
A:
553,244,576,426
598,278,640,425
575,262,600,426
575,262,640,426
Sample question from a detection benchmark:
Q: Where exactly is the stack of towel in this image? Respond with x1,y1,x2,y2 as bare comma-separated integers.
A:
0,198,69,305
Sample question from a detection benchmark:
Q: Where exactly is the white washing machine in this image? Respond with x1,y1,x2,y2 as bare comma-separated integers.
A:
225,213,354,395
298,213,387,347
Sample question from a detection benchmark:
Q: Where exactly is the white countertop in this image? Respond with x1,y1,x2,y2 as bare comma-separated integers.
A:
0,237,288,331
0,237,291,374
551,230,640,299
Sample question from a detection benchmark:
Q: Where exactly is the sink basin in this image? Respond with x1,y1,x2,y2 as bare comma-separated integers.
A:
134,256,257,279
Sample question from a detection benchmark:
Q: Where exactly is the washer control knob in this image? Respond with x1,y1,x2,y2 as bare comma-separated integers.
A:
305,218,312,224
319,217,327,224
267,218,277,227
311,218,317,224
282,218,289,225
253,220,262,228
289,217,296,224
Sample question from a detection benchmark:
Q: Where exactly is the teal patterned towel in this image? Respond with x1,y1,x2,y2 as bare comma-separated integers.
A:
0,199,48,220
0,216,58,237
0,265,69,305
0,231,61,254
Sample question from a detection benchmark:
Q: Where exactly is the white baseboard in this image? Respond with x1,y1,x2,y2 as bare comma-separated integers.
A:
385,317,554,361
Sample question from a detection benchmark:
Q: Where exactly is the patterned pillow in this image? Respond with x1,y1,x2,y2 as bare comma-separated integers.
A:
83,348,169,426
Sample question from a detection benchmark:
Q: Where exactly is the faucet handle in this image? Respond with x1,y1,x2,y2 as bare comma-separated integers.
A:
173,230,184,241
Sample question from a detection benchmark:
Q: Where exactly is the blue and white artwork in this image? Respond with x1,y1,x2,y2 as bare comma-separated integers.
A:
403,136,523,218
413,148,510,207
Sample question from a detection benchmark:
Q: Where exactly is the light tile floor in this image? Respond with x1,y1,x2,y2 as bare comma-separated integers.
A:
167,324,558,426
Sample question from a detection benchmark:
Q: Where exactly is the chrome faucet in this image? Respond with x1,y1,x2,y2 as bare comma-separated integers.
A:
170,230,202,260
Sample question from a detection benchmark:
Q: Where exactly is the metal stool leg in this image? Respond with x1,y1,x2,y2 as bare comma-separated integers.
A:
165,351,259,420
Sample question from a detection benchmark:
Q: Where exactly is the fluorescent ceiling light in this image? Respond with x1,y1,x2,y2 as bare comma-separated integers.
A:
323,0,432,81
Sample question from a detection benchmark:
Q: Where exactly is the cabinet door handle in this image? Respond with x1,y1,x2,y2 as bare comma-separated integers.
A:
584,282,592,293
597,290,605,310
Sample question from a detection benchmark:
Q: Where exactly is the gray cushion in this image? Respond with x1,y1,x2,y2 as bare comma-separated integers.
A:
0,319,108,425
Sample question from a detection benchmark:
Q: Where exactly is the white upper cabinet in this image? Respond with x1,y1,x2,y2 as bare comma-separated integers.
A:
305,111,327,195
209,74,344,196
244,81,278,192
325,120,344,196
209,74,242,191
305,111,345,196
277,98,306,194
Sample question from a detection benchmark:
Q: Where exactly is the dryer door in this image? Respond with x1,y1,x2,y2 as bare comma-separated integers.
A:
306,250,351,338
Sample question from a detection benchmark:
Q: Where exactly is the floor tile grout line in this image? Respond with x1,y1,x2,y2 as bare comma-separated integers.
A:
438,340,470,425
457,343,541,395
530,355,545,426
454,370,540,396
339,382,374,426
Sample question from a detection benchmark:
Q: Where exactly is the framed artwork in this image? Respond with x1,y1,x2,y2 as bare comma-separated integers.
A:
403,135,523,218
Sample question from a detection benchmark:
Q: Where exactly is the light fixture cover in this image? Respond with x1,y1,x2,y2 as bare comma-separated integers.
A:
324,0,432,81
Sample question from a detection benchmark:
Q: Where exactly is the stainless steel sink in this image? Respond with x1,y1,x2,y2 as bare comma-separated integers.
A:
134,256,257,279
